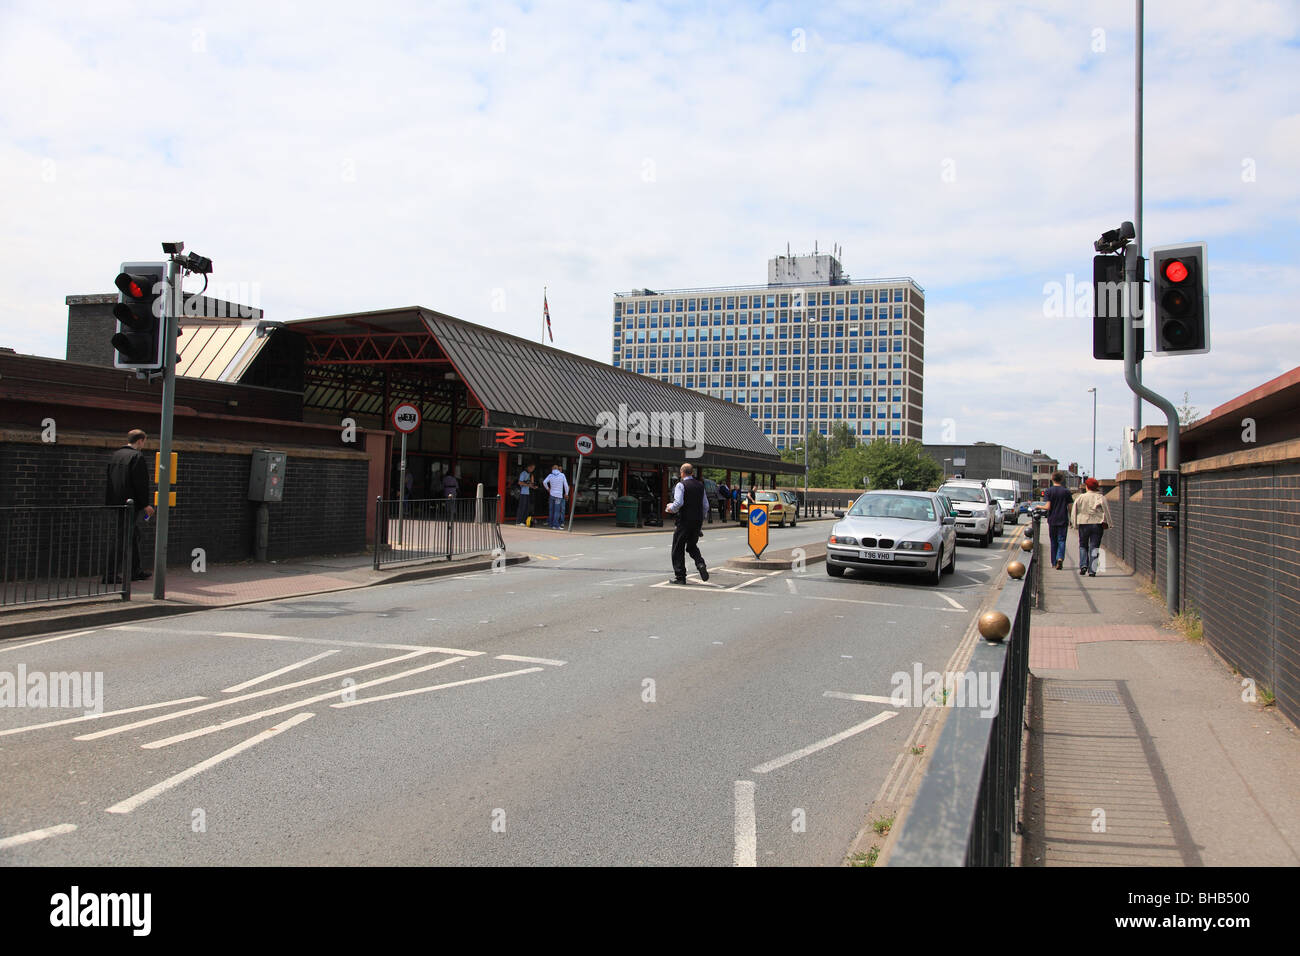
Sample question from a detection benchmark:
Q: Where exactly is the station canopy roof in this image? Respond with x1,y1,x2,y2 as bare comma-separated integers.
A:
276,306,799,474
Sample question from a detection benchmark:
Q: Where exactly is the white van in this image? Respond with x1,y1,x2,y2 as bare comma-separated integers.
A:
985,479,1021,524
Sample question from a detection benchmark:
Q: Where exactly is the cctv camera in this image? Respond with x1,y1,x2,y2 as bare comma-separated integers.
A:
161,241,185,254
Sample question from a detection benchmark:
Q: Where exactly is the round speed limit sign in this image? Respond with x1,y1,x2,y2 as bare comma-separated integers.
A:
575,434,595,456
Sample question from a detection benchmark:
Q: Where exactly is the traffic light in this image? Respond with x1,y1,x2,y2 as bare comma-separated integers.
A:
1150,243,1209,355
1156,469,1180,505
1092,254,1144,360
111,261,166,370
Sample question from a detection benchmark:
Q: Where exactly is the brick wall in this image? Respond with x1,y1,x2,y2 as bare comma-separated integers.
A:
1107,438,1300,727
0,435,367,566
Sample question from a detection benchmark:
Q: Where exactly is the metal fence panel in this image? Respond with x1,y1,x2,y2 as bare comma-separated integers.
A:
373,497,504,569
1,504,133,607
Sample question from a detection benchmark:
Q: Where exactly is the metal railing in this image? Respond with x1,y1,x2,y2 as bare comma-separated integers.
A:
373,496,504,570
1,503,134,608
888,514,1038,867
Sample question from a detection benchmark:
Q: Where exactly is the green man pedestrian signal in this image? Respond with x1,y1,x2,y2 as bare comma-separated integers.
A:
1150,243,1209,356
1157,469,1180,505
111,261,166,370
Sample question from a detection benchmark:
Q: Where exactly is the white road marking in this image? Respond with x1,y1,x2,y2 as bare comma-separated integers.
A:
802,595,965,613
0,630,98,654
824,691,902,706
107,625,478,654
495,654,566,667
106,712,315,814
221,650,340,693
751,711,899,774
734,781,757,867
141,657,468,749
786,579,797,594
77,648,444,741
0,696,208,738
937,593,965,610
0,823,78,850
331,667,544,708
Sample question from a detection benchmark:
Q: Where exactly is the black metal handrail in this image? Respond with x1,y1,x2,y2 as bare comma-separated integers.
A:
373,496,504,570
1,503,133,607
888,514,1039,866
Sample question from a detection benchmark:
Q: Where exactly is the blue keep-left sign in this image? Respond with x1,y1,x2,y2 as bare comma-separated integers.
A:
748,503,769,559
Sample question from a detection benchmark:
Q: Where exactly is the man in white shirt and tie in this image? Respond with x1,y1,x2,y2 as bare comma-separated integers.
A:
541,463,570,530
666,462,709,584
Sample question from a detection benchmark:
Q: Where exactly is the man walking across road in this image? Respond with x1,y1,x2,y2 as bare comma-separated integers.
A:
516,462,536,525
104,428,155,582
1044,471,1073,570
717,479,730,522
666,462,709,584
1071,476,1112,577
542,463,569,529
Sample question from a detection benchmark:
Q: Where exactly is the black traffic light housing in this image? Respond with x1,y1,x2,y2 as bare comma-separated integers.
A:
111,261,166,370
1092,254,1144,360
1150,243,1209,356
1156,469,1180,506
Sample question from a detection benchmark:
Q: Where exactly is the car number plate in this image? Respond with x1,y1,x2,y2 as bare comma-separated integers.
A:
861,550,892,561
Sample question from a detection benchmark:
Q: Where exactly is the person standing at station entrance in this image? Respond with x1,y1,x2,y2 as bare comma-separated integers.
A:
666,462,709,585
104,428,155,582
516,463,536,525
542,463,569,529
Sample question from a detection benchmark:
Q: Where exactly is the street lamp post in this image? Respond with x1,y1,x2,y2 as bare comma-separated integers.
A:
1088,387,1097,478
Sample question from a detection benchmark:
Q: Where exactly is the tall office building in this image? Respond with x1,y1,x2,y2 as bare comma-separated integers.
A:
612,252,924,449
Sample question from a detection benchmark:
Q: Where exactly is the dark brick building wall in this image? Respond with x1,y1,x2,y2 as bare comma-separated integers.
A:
1105,437,1299,727
1,434,367,566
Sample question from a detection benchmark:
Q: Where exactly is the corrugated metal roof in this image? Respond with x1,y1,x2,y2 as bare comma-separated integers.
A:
284,306,785,463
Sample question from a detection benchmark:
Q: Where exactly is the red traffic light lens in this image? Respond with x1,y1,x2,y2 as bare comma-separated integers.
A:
1164,259,1189,283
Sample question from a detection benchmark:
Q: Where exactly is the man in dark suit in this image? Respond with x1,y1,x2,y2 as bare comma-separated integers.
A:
666,462,709,585
105,429,154,581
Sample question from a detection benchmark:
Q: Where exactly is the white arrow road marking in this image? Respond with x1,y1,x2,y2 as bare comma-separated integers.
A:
751,711,898,774
0,696,208,739
142,657,468,749
106,712,315,815
0,823,77,850
77,648,446,742
734,781,756,867
222,650,340,693
824,691,902,706
331,667,543,709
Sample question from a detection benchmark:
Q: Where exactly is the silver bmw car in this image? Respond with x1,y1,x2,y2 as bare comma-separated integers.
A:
826,490,957,585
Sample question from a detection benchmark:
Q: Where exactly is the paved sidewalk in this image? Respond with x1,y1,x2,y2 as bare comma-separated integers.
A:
0,549,527,642
1021,528,1300,866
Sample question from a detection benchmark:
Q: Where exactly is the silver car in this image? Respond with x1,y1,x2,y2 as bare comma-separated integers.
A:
826,490,957,585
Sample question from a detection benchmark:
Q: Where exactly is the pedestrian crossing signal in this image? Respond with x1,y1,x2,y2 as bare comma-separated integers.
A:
1157,469,1179,506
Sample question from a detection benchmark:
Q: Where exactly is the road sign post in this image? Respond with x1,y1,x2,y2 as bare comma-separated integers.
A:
568,434,593,532
748,503,769,559
391,403,421,546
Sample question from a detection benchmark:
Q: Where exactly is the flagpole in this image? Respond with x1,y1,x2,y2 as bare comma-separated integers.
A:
542,286,547,345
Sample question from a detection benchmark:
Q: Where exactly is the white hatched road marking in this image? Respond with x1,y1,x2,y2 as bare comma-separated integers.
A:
331,667,544,709
222,650,340,693
108,625,482,655
0,823,78,850
0,696,208,739
495,654,567,667
802,594,966,613
0,630,98,655
77,648,444,741
824,691,902,706
734,781,756,867
936,593,965,610
751,711,898,774
106,712,315,815
142,657,468,749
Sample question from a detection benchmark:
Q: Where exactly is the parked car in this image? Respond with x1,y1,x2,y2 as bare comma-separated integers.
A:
738,490,795,527
777,489,799,526
937,480,999,548
825,490,956,585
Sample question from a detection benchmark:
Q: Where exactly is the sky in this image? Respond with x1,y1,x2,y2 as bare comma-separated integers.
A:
2,0,1297,478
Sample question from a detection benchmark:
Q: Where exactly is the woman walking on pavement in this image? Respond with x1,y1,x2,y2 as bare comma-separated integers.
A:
1070,477,1112,577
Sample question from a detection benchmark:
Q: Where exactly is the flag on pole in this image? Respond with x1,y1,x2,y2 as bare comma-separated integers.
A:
544,291,553,343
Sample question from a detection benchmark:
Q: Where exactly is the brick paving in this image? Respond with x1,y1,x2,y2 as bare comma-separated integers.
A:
1030,624,1180,670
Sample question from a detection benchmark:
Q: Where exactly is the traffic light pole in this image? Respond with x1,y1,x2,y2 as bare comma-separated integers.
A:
152,256,182,600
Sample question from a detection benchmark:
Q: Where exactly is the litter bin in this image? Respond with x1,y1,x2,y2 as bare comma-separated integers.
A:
615,495,641,528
